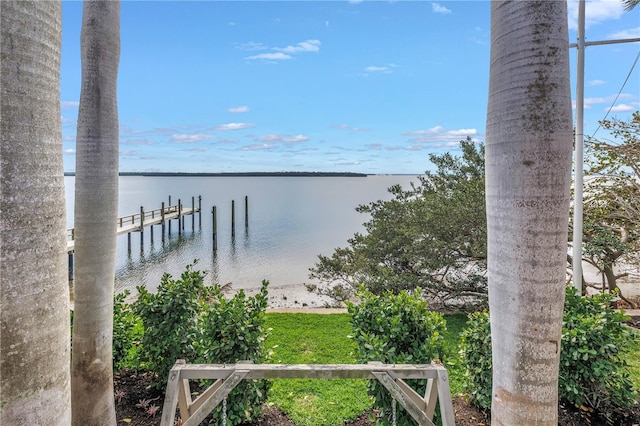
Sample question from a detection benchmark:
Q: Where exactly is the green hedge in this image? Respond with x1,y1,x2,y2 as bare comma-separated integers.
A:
459,288,638,425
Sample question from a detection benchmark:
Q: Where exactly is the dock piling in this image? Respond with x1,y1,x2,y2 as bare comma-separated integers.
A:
245,195,249,229
212,205,218,251
140,206,145,246
178,199,182,235
168,196,172,234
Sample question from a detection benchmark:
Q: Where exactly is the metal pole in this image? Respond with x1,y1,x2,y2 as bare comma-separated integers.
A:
572,0,585,293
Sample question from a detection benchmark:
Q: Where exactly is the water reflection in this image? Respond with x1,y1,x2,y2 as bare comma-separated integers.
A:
63,175,417,295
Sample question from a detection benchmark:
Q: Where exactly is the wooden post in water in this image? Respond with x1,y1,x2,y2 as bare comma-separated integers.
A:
178,199,183,234
245,195,249,229
127,232,131,252
140,206,145,246
198,195,202,227
212,205,217,251
231,200,236,239
168,196,172,234
161,201,166,240
191,196,195,230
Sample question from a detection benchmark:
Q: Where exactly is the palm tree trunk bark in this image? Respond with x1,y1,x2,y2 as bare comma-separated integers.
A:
71,1,120,424
1,1,72,424
486,1,573,424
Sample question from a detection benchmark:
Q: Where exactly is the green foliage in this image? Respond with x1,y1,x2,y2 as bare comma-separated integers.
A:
132,261,270,425
133,262,212,388
198,281,271,425
560,287,637,424
310,138,487,311
347,288,447,425
113,290,143,370
460,288,638,424
265,313,370,426
577,112,640,295
459,311,492,410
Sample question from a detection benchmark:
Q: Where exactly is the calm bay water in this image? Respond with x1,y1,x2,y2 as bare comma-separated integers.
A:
64,175,416,295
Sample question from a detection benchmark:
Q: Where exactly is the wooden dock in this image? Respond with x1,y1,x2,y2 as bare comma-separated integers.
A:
67,196,202,253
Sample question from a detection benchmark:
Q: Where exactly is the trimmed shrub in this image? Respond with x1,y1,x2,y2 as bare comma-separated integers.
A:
459,311,491,410
560,287,637,424
113,290,143,370
133,262,212,388
459,287,637,425
132,261,271,425
197,281,271,425
347,287,446,425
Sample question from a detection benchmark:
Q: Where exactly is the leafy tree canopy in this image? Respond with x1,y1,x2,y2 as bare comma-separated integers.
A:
578,111,640,304
309,138,487,311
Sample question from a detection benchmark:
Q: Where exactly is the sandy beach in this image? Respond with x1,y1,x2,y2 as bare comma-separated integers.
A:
227,276,639,315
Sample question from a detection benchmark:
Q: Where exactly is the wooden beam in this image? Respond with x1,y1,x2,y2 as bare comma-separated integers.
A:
436,368,456,425
178,363,441,380
177,378,192,421
160,360,186,426
424,378,438,421
182,370,249,426
371,371,434,426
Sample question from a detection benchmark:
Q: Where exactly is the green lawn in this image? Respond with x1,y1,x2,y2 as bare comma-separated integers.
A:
263,313,469,426
263,312,640,426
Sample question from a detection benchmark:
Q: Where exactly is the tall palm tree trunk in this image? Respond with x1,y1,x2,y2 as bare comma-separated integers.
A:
71,1,120,424
1,1,72,424
485,1,573,424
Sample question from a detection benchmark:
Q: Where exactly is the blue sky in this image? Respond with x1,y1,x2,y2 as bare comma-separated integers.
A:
60,1,640,174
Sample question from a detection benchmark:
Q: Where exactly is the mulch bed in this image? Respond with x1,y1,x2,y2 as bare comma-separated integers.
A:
114,368,639,425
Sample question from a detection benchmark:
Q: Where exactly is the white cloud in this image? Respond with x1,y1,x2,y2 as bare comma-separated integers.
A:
402,126,479,143
120,150,137,156
228,105,250,113
257,134,309,143
245,52,292,61
581,93,634,109
276,39,321,54
608,26,640,39
607,103,639,113
170,133,213,143
432,3,452,14
214,122,256,131
245,40,321,62
64,149,76,155
363,64,397,76
240,144,273,151
567,0,624,30
184,147,210,152
61,100,79,109
587,79,607,86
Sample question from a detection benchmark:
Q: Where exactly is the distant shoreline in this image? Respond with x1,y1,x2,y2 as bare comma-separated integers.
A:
64,171,370,177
